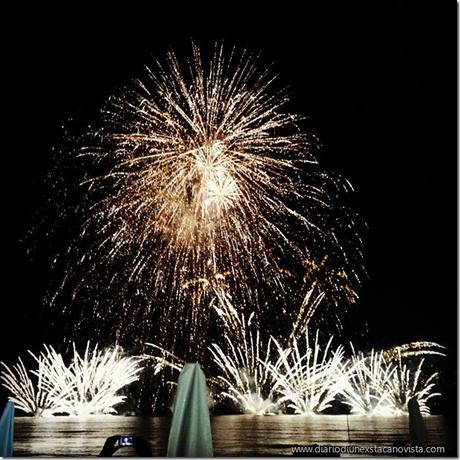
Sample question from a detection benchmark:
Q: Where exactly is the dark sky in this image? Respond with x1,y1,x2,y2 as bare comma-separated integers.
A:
1,2,456,406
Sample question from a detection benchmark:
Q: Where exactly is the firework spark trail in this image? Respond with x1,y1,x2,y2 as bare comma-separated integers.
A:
385,351,441,415
339,346,442,416
265,330,347,415
143,343,185,376
288,284,325,343
49,42,364,355
58,343,143,415
143,294,342,414
132,292,445,414
339,347,395,415
0,343,143,416
0,358,52,415
137,313,444,415
209,334,277,415
208,310,278,415
383,342,447,361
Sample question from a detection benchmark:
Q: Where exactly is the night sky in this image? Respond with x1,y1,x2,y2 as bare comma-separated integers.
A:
1,2,456,417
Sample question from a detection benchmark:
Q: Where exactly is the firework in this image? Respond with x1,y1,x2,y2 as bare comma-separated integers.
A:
48,42,364,354
143,299,444,416
144,343,185,377
56,343,143,415
0,358,54,416
265,330,346,415
339,347,395,415
0,343,143,416
383,342,447,361
144,303,275,413
385,351,441,416
340,346,441,416
209,320,277,415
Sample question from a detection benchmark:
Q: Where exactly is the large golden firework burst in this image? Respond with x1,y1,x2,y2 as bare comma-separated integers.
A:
50,42,364,357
